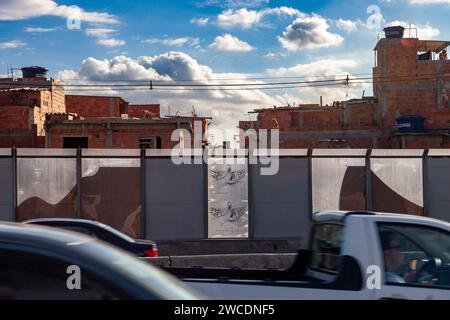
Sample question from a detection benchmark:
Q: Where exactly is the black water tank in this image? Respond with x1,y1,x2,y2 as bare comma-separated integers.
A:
384,26,405,39
21,66,48,78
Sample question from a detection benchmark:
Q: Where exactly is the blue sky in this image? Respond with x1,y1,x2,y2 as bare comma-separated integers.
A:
1,0,450,131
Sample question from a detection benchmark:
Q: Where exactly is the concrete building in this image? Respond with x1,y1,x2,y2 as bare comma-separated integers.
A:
239,26,450,149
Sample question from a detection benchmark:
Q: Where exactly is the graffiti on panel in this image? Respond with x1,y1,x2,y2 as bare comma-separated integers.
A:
208,160,248,238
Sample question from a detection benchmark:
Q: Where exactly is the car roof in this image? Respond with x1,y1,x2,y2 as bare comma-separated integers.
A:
0,221,96,248
24,218,106,227
314,210,450,227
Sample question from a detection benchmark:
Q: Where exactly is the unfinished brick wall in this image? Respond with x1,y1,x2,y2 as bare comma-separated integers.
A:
0,106,30,130
46,121,192,149
65,95,128,118
112,126,178,149
0,90,41,107
128,104,160,119
46,123,108,148
50,81,66,113
374,37,450,130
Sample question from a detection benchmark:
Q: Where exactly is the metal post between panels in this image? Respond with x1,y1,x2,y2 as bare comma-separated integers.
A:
307,149,313,220
140,148,147,239
422,149,430,217
247,158,254,239
203,151,209,239
12,147,17,222
76,148,82,219
365,149,373,211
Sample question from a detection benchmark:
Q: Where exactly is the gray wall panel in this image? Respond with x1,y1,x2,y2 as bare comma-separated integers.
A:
146,168,204,204
146,204,205,240
427,202,450,222
251,203,310,240
145,158,205,240
0,159,14,221
427,158,450,222
250,158,310,240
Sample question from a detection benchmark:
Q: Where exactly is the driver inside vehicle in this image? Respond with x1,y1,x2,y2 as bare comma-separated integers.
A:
380,230,406,283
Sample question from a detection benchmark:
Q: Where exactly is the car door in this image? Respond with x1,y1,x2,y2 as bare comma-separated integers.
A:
374,222,450,300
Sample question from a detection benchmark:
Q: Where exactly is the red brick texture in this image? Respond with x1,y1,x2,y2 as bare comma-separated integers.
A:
65,95,128,118
128,104,160,119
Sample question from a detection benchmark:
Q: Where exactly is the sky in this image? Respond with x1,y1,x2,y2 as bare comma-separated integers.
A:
1,0,450,138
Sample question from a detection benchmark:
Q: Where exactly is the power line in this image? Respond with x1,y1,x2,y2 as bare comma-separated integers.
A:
2,73,448,93
58,73,374,83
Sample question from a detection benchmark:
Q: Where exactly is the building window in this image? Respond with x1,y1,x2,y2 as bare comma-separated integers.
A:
139,137,161,149
63,137,88,149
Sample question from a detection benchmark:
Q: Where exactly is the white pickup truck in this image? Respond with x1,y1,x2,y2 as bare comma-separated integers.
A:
165,211,450,300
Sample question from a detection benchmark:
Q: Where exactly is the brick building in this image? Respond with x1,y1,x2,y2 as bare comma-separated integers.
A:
0,67,210,149
46,98,210,149
0,67,65,147
240,26,450,149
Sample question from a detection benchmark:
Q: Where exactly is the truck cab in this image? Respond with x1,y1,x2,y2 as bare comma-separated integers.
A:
173,211,450,300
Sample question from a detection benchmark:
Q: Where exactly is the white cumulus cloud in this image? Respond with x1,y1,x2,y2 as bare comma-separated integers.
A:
0,0,118,24
96,38,126,47
25,27,58,33
56,52,286,130
190,17,209,26
278,15,344,51
142,37,200,48
266,58,367,104
0,40,26,49
385,20,440,39
335,19,365,33
209,34,254,52
85,28,126,48
217,6,302,29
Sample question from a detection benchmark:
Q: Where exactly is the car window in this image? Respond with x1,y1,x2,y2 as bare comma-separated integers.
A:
309,223,345,274
101,224,135,242
59,225,98,238
378,223,450,289
0,249,124,300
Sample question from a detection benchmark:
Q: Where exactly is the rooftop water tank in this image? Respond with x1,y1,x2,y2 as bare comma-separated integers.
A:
384,26,405,39
397,115,425,133
21,66,48,78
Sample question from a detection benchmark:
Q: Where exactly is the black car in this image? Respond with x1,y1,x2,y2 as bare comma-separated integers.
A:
24,218,158,257
0,222,200,300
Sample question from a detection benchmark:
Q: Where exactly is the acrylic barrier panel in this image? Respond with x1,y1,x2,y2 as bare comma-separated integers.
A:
208,158,249,238
17,158,77,221
371,158,423,215
82,159,141,238
312,158,366,213
0,158,14,221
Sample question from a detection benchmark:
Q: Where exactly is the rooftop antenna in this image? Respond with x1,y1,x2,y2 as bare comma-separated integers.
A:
192,105,197,117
